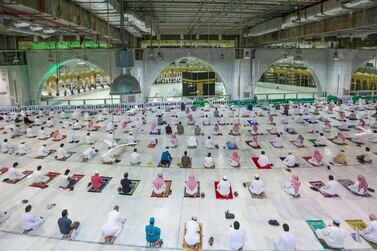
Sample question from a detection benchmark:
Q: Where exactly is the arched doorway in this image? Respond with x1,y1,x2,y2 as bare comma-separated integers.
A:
350,58,377,95
148,56,227,102
255,56,320,99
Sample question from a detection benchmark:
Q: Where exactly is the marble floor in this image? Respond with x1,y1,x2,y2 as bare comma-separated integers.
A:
0,104,376,251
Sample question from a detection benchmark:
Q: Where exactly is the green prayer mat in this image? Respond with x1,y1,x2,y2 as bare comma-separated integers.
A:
308,139,327,147
244,182,267,199
306,220,330,249
345,219,377,249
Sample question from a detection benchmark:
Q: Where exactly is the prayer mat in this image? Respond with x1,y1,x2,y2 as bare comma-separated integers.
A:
309,181,339,198
35,150,56,159
346,137,364,145
149,129,161,135
38,136,52,140
303,156,323,167
87,176,112,193
251,157,272,169
228,132,241,136
279,157,299,167
184,182,200,198
55,151,76,161
289,140,305,148
3,170,33,184
158,158,173,168
337,179,372,197
308,139,327,147
88,126,101,131
60,174,85,189
182,223,203,251
245,141,261,149
306,220,331,249
151,180,172,198
303,118,318,124
247,130,263,136
52,135,67,141
328,138,347,145
266,129,278,135
333,126,350,131
148,143,157,148
118,180,140,195
270,142,283,148
244,182,267,199
214,181,233,199
0,167,9,175
72,126,84,130
247,120,259,125
345,219,377,249
29,172,60,188
226,142,238,150
285,129,297,135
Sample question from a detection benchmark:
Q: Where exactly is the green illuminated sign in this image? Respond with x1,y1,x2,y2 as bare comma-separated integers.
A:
18,41,110,50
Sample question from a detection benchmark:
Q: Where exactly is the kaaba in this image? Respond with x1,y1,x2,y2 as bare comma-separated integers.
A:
182,71,216,96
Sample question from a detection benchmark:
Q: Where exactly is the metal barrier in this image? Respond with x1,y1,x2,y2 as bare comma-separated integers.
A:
253,91,327,100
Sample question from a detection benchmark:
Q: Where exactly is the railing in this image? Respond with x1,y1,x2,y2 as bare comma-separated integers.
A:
349,90,377,96
44,97,121,106
145,94,231,103
253,91,327,100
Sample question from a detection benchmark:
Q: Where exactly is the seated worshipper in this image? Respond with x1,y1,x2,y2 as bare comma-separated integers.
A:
203,115,210,125
272,133,283,148
152,173,166,195
8,162,24,181
185,175,198,196
126,133,137,145
348,110,357,120
82,147,98,162
333,149,347,165
55,143,71,161
187,113,195,125
101,205,125,244
170,133,178,148
184,216,201,249
52,130,64,141
85,133,94,145
32,166,49,186
357,147,372,164
157,115,166,125
36,144,49,158
130,148,141,165
150,123,160,135
62,120,71,129
333,132,346,145
313,107,320,115
37,127,49,140
89,171,104,191
371,120,377,129
231,122,241,135
104,131,117,148
218,115,226,125
217,176,231,198
83,112,90,121
212,123,222,135
249,174,264,196
361,214,377,244
20,205,44,233
369,132,377,143
308,150,323,166
303,105,310,115
230,151,241,168
12,125,24,138
181,151,192,168
23,116,33,125
72,120,81,130
59,111,66,120
214,108,220,117
314,133,327,146
58,209,80,239
186,136,198,149
160,147,172,167
17,141,31,155
4,123,15,135
146,217,163,248
251,124,259,135
204,152,215,169
177,122,184,135
284,123,296,134
96,113,105,122
0,211,9,223
283,174,301,197
1,138,15,154
283,152,298,167
348,175,368,196
229,221,244,251
358,119,366,130
106,121,115,132
275,224,296,251
59,169,77,190
102,107,109,115
165,124,172,135
257,151,271,168
67,131,79,143
318,175,338,196
118,172,133,194
267,114,274,124
323,121,332,133
248,135,260,148
353,133,369,144
268,123,278,135
34,116,43,126
204,136,217,149
87,120,96,131
148,136,158,147
194,125,201,136
227,137,238,150
26,126,35,138
315,219,345,249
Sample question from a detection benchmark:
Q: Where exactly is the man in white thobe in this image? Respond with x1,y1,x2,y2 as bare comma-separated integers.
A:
130,148,141,165
204,136,216,149
37,144,49,157
257,151,269,168
85,133,94,145
32,166,49,184
17,141,31,155
361,214,377,244
1,139,14,153
315,133,327,146
26,127,35,138
204,153,215,168
37,127,49,140
229,221,244,251
56,144,70,160
217,176,231,197
249,174,264,195
8,162,24,181
104,132,117,148
184,216,200,247
101,205,125,242
319,175,337,196
315,219,345,249
283,153,297,167
126,133,136,145
82,147,97,161
275,223,295,251
20,205,44,231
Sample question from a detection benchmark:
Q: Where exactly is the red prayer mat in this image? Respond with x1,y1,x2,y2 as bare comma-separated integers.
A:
251,157,271,169
214,181,233,199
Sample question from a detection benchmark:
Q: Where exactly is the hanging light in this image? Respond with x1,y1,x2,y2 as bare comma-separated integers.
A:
14,22,30,28
30,25,43,31
333,51,339,61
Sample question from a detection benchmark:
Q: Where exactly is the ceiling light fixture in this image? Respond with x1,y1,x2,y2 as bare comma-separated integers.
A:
14,22,30,28
30,25,43,31
43,28,55,34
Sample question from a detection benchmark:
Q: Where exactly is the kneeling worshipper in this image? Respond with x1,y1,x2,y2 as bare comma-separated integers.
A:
284,123,296,134
185,175,198,196
170,133,178,148
226,137,238,150
194,125,201,136
20,205,44,233
130,148,141,165
85,133,94,145
106,121,115,132
87,120,95,131
348,110,357,120
8,162,24,182
187,113,195,125
283,174,301,197
52,130,64,141
249,174,264,196
104,131,117,148
58,209,80,239
275,223,296,251
308,150,323,166
1,139,15,154
230,151,241,167
38,127,49,140
148,136,158,147
145,217,163,248
181,151,192,168
204,152,215,169
62,120,71,129
258,151,271,168
150,123,160,135
333,132,346,144
319,175,338,196
17,141,31,155
272,133,283,148
177,122,185,135
212,123,221,135
251,124,259,135
97,113,105,122
204,136,217,149
184,216,200,249
152,173,166,195
358,119,366,130
59,169,77,191
165,124,172,135
67,131,79,143
315,219,345,249
348,175,368,196
118,172,132,194
32,165,49,185
160,147,172,167
33,116,43,126
323,121,331,133
26,126,35,138
283,152,297,167
229,221,244,251
218,115,226,125
55,143,71,161
217,176,231,198
231,121,241,135
269,123,278,134
361,214,377,244
203,115,210,125
90,171,104,191
82,147,98,161
36,144,49,158
72,120,81,130
357,147,372,163
126,133,137,145
333,149,347,165
101,205,125,244
249,135,259,148
186,136,198,149
294,135,304,147
314,133,327,146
